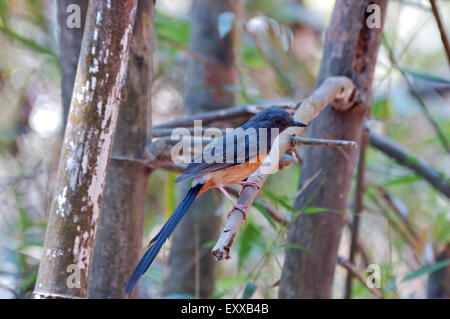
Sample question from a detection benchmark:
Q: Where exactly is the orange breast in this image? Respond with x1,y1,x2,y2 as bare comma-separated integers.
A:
197,154,266,197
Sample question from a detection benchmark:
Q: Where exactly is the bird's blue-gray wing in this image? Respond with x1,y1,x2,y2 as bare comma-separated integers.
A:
174,128,262,183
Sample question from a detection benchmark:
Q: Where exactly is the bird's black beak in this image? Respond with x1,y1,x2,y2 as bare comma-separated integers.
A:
291,120,307,127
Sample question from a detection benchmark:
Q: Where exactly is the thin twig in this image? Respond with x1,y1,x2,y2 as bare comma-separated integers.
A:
383,36,450,153
345,128,369,299
292,136,358,149
152,127,225,138
369,192,423,267
369,132,450,198
429,0,450,66
376,185,420,241
338,257,383,299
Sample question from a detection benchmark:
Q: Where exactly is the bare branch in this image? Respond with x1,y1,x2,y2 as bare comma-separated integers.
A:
152,127,225,138
211,76,358,261
225,186,289,226
337,257,383,299
345,129,369,299
292,136,358,149
153,103,298,129
429,0,450,66
376,185,420,241
383,37,450,153
369,132,450,198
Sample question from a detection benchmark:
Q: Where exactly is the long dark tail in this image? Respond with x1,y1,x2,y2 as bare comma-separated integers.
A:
125,183,203,294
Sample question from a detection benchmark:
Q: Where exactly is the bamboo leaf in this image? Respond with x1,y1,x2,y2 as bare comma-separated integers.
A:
384,174,421,187
0,25,58,60
262,189,297,213
371,98,392,120
238,221,264,267
402,259,450,282
253,201,277,230
302,206,352,215
155,10,190,46
242,282,257,299
400,68,450,84
0,0,8,28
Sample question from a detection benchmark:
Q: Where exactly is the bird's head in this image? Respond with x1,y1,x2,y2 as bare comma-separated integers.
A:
245,108,307,132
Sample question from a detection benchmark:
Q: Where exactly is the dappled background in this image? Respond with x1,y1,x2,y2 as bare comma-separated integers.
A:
0,0,449,298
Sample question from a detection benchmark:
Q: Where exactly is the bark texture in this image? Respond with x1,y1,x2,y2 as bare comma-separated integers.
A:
279,0,388,298
34,1,138,298
166,0,237,298
88,0,154,299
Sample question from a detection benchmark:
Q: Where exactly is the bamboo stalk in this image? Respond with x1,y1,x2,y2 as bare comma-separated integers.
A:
33,1,138,299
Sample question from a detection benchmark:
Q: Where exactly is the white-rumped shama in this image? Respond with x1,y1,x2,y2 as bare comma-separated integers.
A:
125,108,306,293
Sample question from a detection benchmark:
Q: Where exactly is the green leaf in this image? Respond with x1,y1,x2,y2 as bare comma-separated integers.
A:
217,275,256,289
302,206,352,215
433,211,450,243
402,259,450,282
238,221,264,267
202,241,216,249
155,10,190,46
241,44,266,69
262,189,297,213
384,174,421,187
217,12,235,38
242,282,257,299
275,243,310,252
0,0,9,28
253,201,277,230
212,290,227,299
0,25,58,60
371,98,392,120
21,269,38,293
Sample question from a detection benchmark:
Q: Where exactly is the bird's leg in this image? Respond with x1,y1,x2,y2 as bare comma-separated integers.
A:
238,179,263,196
217,186,249,222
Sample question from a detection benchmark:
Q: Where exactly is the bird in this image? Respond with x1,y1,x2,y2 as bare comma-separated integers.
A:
125,108,306,293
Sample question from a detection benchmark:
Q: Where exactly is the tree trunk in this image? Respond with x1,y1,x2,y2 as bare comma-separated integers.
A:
57,0,88,127
33,0,138,299
88,0,154,299
279,0,388,298
45,1,88,216
166,0,237,298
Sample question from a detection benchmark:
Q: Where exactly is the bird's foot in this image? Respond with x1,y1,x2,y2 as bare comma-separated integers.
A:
238,180,262,196
227,204,249,222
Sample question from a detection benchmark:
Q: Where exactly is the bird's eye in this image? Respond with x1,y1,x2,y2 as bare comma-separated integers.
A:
275,118,282,125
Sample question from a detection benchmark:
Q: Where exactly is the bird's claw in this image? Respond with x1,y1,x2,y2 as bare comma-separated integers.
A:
227,204,249,222
238,180,262,196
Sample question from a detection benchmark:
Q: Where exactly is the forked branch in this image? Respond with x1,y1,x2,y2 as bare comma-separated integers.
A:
211,76,358,260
